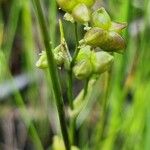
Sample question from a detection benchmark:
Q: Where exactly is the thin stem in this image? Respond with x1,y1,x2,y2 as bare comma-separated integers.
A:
67,22,80,145
83,77,90,98
67,70,74,109
67,22,80,109
71,22,80,66
32,0,70,149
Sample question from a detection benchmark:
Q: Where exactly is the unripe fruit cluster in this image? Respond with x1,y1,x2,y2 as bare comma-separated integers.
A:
73,46,114,79
57,0,96,24
83,7,127,53
36,1,127,80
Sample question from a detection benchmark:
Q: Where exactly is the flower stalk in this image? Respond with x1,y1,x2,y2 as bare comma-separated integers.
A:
32,0,70,149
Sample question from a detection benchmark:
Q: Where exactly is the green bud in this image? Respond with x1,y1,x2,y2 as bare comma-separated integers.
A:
53,43,71,69
72,3,90,24
73,60,92,79
36,43,71,69
92,51,114,74
73,46,93,79
56,0,77,12
77,0,96,7
36,51,48,69
110,22,127,33
91,7,111,30
100,31,126,52
36,46,64,69
84,27,108,47
53,44,65,66
75,45,91,61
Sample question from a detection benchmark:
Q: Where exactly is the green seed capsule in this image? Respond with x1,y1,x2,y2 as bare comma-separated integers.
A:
109,22,127,33
75,45,92,61
73,60,93,79
36,48,64,69
53,44,65,66
92,51,114,74
72,3,90,24
56,0,78,12
92,7,111,30
100,31,126,52
36,43,71,69
73,46,93,79
84,27,108,47
77,0,96,7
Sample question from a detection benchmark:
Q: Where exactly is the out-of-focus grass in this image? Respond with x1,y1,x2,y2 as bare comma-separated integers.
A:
0,0,150,149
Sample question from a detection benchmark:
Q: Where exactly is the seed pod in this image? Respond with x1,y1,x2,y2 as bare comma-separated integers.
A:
73,46,93,79
53,44,65,66
56,0,77,12
77,0,96,7
36,51,48,69
92,7,111,30
110,22,127,33
92,51,114,74
75,45,91,61
84,27,108,47
100,31,126,52
36,43,71,69
73,60,93,79
72,3,90,24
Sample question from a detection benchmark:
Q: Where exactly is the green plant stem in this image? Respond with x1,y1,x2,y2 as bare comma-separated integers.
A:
68,22,80,145
49,0,57,49
71,22,80,65
70,117,76,145
67,22,80,109
67,70,74,109
69,22,80,102
83,77,90,98
32,0,70,149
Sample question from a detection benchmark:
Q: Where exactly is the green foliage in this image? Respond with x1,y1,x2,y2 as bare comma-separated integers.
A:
0,0,150,150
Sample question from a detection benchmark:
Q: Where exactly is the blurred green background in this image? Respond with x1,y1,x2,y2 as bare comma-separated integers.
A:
0,0,150,149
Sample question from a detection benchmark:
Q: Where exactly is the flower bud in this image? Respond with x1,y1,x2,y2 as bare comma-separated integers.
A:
92,51,114,74
100,31,126,52
53,44,65,66
72,3,90,24
36,46,64,69
77,0,96,7
73,46,93,79
56,0,77,12
73,60,92,79
36,43,71,69
83,27,108,47
91,7,111,30
110,22,127,33
36,51,48,69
